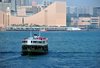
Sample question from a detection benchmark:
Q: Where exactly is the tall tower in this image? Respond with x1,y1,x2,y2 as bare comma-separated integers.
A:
11,0,16,11
6,7,11,27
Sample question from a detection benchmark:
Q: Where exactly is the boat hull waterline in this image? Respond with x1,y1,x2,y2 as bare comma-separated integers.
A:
22,45,48,55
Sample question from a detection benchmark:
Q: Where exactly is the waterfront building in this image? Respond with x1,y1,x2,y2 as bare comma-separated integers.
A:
78,17,100,28
6,7,11,27
78,17,91,27
91,17,100,27
71,17,100,28
18,5,45,17
17,8,26,17
71,17,78,27
79,14,91,17
32,5,42,14
0,1,67,28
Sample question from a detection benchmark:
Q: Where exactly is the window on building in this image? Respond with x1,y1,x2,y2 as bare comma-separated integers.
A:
82,20,84,22
92,21,98,22
91,19,98,20
91,23,98,25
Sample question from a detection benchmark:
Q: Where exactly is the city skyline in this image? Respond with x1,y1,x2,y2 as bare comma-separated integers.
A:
0,1,67,28
33,0,100,7
0,0,100,7
0,0,100,28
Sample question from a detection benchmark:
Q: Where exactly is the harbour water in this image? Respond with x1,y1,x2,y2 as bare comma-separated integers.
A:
0,31,100,68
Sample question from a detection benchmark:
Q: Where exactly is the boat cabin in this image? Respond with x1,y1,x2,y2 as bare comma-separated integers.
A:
22,36,48,45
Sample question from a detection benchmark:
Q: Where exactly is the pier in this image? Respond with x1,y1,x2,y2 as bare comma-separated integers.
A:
6,26,82,31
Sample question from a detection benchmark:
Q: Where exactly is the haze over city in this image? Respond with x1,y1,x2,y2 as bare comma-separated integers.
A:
0,0,100,31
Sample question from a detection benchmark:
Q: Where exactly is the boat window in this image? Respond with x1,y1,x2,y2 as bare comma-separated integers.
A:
31,41,43,43
31,41,36,43
22,41,27,43
43,41,45,43
33,41,37,43
38,41,42,43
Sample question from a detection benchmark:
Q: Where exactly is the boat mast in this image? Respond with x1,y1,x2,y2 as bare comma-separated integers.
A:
39,30,41,37
30,26,32,37
30,31,32,37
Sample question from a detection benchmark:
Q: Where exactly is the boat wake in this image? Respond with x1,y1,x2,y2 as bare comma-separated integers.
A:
0,55,21,62
0,51,21,53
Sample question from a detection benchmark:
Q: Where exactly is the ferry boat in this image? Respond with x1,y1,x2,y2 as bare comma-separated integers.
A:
40,29,47,32
22,34,48,55
40,28,47,32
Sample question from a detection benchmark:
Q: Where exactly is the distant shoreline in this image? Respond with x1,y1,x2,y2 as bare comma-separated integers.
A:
0,29,100,32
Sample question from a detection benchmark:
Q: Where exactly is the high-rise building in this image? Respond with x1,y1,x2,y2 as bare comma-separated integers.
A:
42,0,54,6
2,0,11,3
67,6,77,14
23,0,29,6
16,0,29,6
16,0,22,6
0,1,11,12
78,7,93,15
11,0,16,11
67,6,78,18
93,7,100,17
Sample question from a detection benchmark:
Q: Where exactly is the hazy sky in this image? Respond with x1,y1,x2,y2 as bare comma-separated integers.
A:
32,0,100,7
